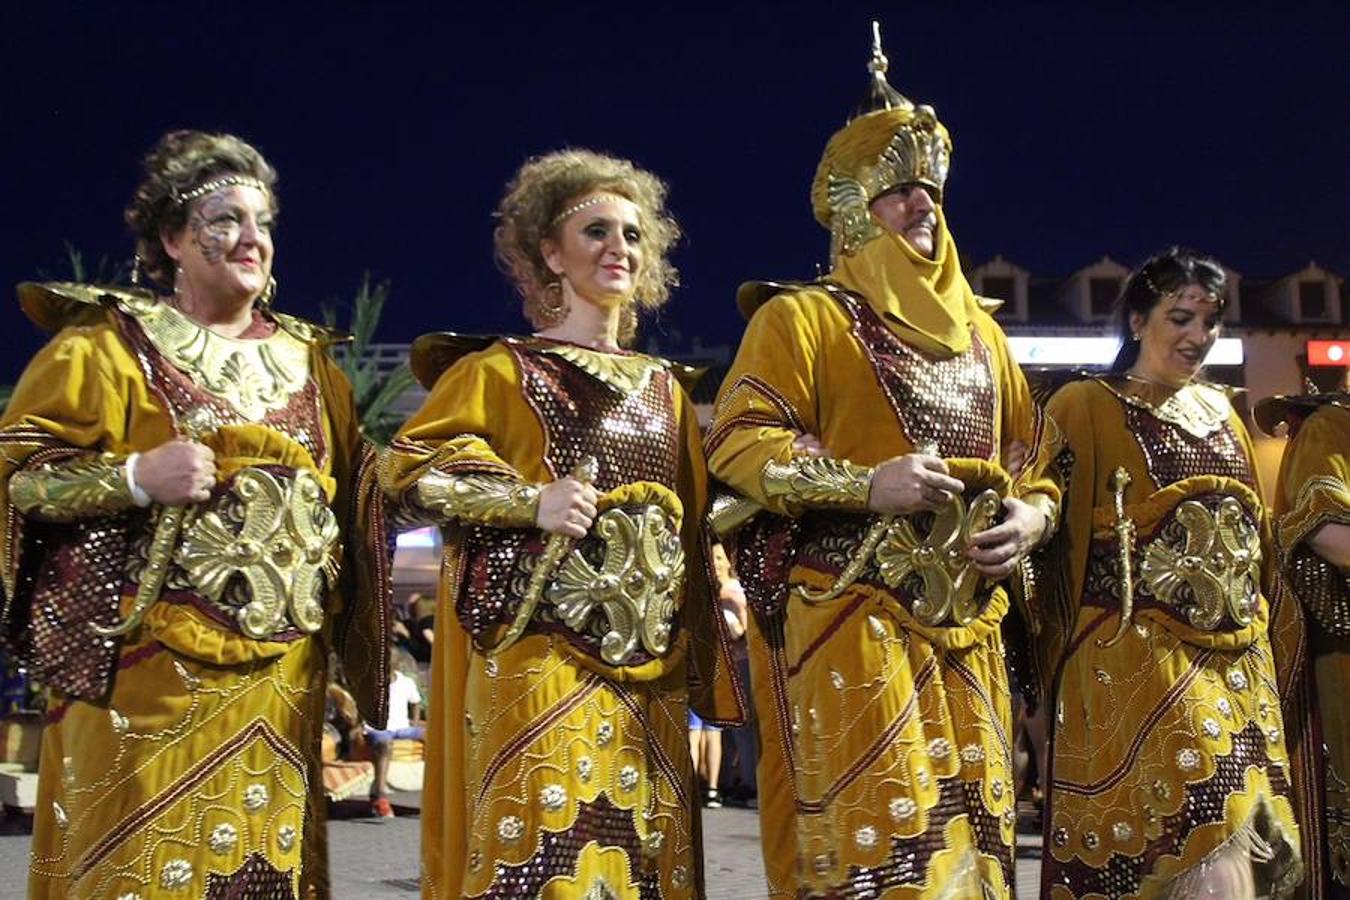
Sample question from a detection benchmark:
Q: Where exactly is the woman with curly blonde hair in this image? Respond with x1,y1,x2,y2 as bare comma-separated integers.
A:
381,149,743,898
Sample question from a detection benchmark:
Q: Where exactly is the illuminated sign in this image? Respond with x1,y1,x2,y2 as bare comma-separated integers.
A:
1308,340,1350,366
1007,336,1244,367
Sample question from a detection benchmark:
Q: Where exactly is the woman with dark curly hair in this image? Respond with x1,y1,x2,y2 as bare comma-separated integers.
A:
380,149,743,898
1034,248,1304,898
0,130,391,898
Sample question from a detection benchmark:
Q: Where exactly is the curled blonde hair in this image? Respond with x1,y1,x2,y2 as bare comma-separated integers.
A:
493,149,680,344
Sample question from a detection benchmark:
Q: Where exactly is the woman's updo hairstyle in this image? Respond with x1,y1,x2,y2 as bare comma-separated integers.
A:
1109,247,1227,373
493,149,680,345
124,130,278,289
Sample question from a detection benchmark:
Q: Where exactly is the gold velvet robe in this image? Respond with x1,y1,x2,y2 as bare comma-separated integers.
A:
1272,401,1350,895
0,286,389,900
379,336,742,900
705,279,1057,899
1037,377,1303,899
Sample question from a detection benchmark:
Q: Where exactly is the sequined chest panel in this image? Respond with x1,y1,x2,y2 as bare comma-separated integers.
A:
1120,396,1254,490
835,291,997,460
509,341,680,492
115,307,328,467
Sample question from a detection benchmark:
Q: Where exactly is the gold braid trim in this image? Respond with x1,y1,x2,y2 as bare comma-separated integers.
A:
1279,475,1350,559
413,469,540,528
761,456,873,514
9,452,134,522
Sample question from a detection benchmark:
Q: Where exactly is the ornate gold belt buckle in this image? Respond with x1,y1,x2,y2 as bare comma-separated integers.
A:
177,468,339,639
1139,496,1261,631
545,504,685,665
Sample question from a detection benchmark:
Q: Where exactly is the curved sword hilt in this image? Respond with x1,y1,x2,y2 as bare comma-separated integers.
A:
489,455,598,655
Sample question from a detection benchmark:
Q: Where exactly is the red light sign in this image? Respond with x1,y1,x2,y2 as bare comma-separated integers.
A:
1308,340,1350,366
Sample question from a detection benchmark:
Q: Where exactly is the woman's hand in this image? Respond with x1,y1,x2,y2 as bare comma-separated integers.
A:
134,439,216,504
967,497,1048,579
536,475,599,538
792,433,830,458
867,453,965,516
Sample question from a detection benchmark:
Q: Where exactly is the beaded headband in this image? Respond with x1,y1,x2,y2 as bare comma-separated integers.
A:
549,193,628,228
175,175,270,206
1140,269,1222,305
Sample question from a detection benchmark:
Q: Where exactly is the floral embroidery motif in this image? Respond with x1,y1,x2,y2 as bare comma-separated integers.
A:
242,783,269,811
889,797,917,821
208,823,238,854
277,824,297,852
540,784,567,811
1176,748,1202,771
498,816,524,842
618,766,639,791
854,825,879,848
160,859,193,890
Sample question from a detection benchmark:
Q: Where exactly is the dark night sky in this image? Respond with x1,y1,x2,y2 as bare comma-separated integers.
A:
2,2,1346,383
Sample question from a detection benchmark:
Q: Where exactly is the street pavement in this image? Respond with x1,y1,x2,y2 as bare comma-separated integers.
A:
0,795,1041,898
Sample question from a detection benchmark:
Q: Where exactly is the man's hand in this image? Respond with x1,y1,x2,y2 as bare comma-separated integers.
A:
867,453,965,516
967,497,1048,579
536,476,599,538
134,440,216,504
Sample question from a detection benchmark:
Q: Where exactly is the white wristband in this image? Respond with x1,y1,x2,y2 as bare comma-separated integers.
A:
124,453,152,507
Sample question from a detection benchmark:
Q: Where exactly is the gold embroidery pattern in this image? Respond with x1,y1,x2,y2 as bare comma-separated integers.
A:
177,469,338,639
1140,496,1262,631
29,640,318,897
537,342,668,395
117,293,310,420
1106,380,1233,439
460,650,695,898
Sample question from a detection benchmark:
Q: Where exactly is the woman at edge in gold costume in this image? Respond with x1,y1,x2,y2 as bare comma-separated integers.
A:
0,131,390,899
705,25,1060,898
1037,248,1303,898
379,150,743,899
1257,378,1350,897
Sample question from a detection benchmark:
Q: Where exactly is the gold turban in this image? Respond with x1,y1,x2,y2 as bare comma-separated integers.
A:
811,23,953,262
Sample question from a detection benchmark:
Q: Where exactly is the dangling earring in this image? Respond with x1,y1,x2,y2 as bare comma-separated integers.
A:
130,254,144,287
173,264,185,299
1131,332,1141,342
260,275,277,308
537,278,568,325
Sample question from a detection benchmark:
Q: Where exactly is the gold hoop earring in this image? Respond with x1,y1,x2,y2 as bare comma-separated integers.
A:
537,279,568,325
260,275,277,307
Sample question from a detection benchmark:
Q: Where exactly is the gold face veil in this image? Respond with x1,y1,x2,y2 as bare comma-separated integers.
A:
811,21,954,262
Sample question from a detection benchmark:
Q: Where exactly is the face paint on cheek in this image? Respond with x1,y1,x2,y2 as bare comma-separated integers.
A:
187,196,238,266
